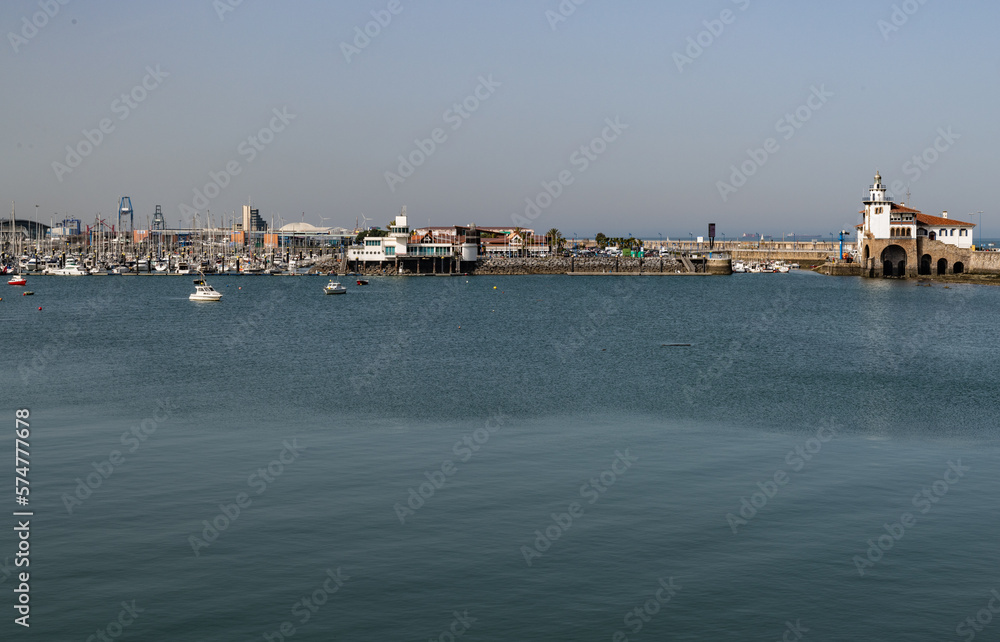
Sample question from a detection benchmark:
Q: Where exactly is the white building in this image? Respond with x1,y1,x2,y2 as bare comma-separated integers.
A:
347,207,480,264
856,171,975,277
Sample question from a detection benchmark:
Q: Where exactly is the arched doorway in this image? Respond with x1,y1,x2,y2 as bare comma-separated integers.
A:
954,261,964,274
937,258,948,275
919,254,931,275
929,231,936,240
880,245,907,277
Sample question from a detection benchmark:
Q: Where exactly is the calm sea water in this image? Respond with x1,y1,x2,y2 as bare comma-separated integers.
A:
2,272,998,640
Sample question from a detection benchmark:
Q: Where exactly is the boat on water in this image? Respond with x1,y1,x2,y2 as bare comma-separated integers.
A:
356,279,369,286
51,257,89,276
324,280,347,295
189,274,223,301
7,275,26,286
154,260,168,272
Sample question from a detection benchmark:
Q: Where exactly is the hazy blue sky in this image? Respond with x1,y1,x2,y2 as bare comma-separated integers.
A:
3,0,997,239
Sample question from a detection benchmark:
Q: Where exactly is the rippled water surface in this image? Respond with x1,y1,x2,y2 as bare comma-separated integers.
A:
2,272,998,640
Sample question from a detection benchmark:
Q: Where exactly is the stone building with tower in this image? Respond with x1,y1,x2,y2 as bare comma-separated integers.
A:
856,171,975,277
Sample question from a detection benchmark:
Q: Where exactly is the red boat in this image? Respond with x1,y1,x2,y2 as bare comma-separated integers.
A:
356,279,369,286
7,276,26,286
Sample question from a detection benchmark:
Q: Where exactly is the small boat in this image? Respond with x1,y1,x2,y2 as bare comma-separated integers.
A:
21,291,33,296
324,280,347,295
356,279,369,286
7,275,26,286
189,274,223,301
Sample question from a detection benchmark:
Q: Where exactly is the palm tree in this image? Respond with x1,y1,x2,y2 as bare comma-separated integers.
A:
546,228,564,255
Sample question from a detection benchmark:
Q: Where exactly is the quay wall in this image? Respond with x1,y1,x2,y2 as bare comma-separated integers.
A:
731,249,834,263
971,252,1000,274
474,256,684,275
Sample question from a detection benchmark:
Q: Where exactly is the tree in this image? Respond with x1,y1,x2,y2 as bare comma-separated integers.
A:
595,232,608,249
546,228,565,254
512,227,525,257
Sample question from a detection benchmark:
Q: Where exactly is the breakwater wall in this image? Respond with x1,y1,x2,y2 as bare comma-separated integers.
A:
310,255,737,275
731,249,834,263
474,256,684,275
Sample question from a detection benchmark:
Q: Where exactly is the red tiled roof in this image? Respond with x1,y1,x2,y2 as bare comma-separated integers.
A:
915,213,974,227
890,203,922,214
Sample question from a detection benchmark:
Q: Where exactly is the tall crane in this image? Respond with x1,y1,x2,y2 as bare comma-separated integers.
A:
118,197,133,233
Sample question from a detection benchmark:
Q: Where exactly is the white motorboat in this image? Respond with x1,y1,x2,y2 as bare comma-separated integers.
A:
189,275,223,301
51,257,89,276
154,260,168,272
324,280,347,295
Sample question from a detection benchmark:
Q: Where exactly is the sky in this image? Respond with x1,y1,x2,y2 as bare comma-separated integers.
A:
3,0,998,240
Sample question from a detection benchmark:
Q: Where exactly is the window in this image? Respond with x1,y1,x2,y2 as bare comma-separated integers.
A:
386,246,395,256
950,229,956,236
940,230,946,237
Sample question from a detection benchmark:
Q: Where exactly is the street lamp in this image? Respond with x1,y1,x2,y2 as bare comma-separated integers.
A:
978,211,983,248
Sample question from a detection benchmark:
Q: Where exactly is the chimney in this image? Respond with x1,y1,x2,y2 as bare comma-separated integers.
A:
942,211,948,219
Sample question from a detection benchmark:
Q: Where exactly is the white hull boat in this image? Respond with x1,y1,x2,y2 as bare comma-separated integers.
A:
324,280,346,295
189,275,222,301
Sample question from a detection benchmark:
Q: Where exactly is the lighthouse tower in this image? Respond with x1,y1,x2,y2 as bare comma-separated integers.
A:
861,171,893,239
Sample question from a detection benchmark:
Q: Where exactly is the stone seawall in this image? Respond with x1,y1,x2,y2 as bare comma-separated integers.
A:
474,256,684,275
971,251,1000,274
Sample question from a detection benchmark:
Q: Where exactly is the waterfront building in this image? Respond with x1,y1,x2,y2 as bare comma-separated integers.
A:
346,207,481,272
856,171,975,277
